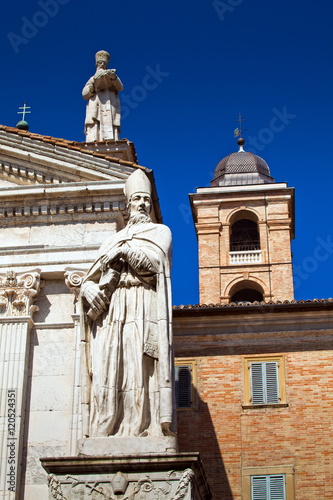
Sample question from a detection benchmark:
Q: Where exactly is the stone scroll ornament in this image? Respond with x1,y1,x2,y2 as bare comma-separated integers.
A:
82,50,123,142
80,169,175,439
64,269,86,314
0,270,41,318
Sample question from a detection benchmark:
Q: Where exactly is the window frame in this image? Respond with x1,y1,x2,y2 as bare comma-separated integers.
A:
243,356,287,408
242,466,295,500
174,358,198,410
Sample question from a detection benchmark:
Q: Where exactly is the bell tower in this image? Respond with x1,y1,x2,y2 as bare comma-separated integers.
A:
190,138,295,304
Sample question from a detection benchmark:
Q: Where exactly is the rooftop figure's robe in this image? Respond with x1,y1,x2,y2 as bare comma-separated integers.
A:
82,68,123,142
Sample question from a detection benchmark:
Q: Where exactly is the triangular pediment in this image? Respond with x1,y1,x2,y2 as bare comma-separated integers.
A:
0,125,141,188
0,125,163,224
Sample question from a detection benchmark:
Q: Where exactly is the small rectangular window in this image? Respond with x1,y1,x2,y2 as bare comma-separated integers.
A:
175,365,191,407
174,359,197,409
243,466,294,500
251,361,279,404
251,474,286,500
243,356,286,407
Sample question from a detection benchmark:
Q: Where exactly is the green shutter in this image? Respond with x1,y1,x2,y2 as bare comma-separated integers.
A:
251,363,265,404
251,475,285,500
251,362,279,404
265,362,279,404
252,475,267,500
269,475,285,499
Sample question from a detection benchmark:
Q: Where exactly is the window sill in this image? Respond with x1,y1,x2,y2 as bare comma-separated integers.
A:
242,403,289,409
177,406,198,412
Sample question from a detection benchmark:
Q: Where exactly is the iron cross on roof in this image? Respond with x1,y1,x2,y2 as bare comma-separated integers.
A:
234,112,246,138
17,102,31,121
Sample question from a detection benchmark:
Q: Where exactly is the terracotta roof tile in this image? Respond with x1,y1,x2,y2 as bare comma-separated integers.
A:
0,124,141,168
173,298,333,313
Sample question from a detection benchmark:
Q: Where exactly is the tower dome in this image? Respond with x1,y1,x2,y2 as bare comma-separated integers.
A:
211,139,274,186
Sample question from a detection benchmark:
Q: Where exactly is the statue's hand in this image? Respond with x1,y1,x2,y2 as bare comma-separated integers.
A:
83,283,108,314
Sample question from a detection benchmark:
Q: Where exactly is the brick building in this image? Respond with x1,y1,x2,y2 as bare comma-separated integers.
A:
173,137,333,499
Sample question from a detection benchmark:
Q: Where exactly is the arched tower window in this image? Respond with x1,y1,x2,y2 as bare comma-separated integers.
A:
230,219,260,251
229,211,261,265
229,280,264,303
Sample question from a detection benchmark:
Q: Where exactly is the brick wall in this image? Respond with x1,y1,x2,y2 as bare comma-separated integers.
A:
176,348,333,499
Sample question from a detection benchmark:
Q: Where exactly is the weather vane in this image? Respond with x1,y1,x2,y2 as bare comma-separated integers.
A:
234,112,246,138
17,102,31,121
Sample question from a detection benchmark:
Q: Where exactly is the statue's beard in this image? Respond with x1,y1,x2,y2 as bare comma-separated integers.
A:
127,213,152,226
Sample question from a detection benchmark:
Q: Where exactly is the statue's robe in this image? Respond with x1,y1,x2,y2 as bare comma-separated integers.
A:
82,68,123,142
81,221,174,438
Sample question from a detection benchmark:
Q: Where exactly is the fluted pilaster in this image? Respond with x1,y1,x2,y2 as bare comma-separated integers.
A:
0,270,41,499
64,269,86,454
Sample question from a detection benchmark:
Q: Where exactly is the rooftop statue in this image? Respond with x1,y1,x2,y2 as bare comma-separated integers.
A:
82,50,123,142
81,170,175,439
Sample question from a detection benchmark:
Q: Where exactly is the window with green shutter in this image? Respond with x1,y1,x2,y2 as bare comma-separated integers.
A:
243,466,294,500
243,356,287,407
251,474,286,500
251,361,279,404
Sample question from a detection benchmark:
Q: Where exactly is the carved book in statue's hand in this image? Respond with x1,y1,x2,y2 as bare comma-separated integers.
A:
94,70,117,92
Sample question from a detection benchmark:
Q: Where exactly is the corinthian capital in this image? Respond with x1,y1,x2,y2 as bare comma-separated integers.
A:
0,270,41,318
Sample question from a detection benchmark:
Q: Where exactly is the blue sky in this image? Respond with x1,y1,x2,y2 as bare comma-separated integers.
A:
0,0,332,305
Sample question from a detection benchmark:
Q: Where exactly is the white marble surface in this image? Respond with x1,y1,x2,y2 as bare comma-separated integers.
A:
83,51,123,142
81,171,175,440
78,436,178,456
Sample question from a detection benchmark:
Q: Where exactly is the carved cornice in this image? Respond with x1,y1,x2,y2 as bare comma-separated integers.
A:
0,159,69,185
0,200,126,219
195,221,222,235
0,270,41,318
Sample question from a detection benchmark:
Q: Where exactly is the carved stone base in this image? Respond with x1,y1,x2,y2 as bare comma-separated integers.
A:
41,453,211,499
78,436,178,457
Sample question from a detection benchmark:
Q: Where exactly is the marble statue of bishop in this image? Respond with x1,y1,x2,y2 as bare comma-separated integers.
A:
80,170,175,439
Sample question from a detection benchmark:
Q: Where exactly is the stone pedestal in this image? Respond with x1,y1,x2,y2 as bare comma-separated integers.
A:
78,139,138,163
41,453,211,499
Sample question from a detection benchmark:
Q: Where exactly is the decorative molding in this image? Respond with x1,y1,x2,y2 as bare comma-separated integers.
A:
0,270,41,318
46,469,194,499
0,200,126,219
0,160,69,185
48,474,67,499
174,468,194,499
195,222,222,235
65,269,86,298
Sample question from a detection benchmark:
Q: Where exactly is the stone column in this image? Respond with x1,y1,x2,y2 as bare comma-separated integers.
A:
0,270,41,499
64,269,86,455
